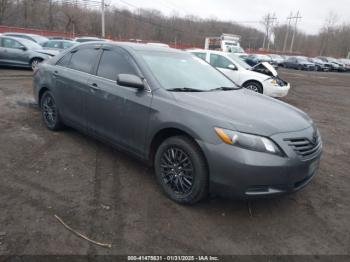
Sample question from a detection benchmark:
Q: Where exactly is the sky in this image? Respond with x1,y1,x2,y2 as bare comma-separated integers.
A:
109,0,350,34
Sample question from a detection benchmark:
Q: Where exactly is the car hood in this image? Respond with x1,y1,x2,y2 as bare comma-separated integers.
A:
251,62,278,77
172,89,312,136
35,49,59,56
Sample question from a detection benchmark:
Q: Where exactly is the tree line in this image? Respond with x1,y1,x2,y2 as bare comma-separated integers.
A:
0,0,349,57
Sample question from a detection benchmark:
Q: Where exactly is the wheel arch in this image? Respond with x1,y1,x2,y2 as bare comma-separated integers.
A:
29,56,44,64
148,127,209,170
242,79,264,93
38,86,50,108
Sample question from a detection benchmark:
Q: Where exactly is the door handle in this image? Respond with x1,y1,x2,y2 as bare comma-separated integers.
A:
53,70,59,78
89,83,100,92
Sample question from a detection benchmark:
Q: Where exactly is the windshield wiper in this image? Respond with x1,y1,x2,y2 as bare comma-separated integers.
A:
167,87,205,92
209,86,237,91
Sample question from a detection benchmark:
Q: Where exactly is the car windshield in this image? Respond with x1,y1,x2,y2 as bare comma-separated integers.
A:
141,51,238,91
327,57,338,63
20,38,43,50
257,55,271,60
30,35,49,43
227,53,251,69
298,57,309,63
270,54,282,59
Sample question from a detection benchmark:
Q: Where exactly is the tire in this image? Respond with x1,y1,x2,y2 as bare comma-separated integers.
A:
40,91,63,131
30,58,43,70
154,136,208,204
243,81,263,94
298,65,303,70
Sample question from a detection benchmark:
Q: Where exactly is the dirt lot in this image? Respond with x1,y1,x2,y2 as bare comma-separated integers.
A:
0,67,349,256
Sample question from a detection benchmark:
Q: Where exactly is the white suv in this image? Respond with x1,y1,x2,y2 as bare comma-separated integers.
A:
188,49,290,98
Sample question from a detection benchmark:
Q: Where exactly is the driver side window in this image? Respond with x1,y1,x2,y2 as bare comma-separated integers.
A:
210,54,233,69
2,38,24,49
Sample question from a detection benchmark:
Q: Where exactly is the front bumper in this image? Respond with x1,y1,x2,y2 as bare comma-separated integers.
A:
263,82,290,98
198,126,322,199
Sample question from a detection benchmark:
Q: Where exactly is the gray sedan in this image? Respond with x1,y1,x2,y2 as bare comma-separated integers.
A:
0,36,58,69
33,42,322,204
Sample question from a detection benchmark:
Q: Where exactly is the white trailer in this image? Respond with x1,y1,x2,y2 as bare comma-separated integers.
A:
204,34,241,52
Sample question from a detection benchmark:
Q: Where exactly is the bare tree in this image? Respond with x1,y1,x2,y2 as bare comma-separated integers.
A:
0,0,10,24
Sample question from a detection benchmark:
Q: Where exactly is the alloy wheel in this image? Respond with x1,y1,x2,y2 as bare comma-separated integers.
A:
42,94,57,128
245,84,259,92
160,146,194,195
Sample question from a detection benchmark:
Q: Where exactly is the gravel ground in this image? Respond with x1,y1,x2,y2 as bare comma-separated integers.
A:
0,68,349,256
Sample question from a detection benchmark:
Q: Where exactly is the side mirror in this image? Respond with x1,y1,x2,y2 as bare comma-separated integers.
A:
19,46,27,51
227,64,237,70
117,74,145,90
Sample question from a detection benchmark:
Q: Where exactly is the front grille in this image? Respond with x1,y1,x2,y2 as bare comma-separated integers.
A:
284,131,322,159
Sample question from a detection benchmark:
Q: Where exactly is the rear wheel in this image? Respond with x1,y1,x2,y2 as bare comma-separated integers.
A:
40,91,63,131
243,81,263,94
154,136,208,204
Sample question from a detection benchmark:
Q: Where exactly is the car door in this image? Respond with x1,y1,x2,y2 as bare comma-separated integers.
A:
209,53,240,84
85,46,153,157
0,38,5,64
0,37,29,66
53,45,101,130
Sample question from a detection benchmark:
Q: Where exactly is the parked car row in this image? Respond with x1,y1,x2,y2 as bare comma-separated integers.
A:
274,54,350,72
236,52,350,73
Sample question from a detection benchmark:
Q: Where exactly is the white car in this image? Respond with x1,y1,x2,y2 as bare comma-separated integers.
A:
188,49,290,98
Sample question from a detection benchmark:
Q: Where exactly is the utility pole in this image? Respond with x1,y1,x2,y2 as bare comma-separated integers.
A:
289,11,302,52
267,13,277,51
262,13,277,51
101,0,105,38
282,12,293,53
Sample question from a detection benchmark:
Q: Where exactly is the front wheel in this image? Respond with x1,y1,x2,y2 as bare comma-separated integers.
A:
154,136,208,204
40,91,63,131
243,81,263,94
30,58,43,70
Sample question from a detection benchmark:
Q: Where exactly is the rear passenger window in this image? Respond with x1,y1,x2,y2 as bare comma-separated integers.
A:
68,48,99,73
56,53,72,67
97,49,137,81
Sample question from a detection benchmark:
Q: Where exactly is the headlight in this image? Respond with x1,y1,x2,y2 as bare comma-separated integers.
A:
269,79,278,86
214,127,284,156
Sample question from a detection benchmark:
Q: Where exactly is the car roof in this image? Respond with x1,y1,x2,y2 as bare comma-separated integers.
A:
0,35,25,42
78,41,183,53
75,36,100,39
46,39,74,42
187,49,231,56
